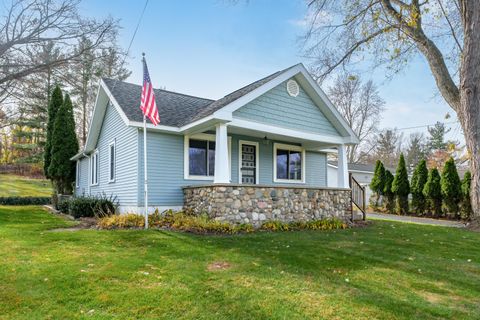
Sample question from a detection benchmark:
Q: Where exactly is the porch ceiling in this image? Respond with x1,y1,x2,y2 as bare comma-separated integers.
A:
226,124,339,151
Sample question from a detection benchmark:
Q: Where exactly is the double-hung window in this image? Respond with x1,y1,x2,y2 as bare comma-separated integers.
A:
274,143,305,183
90,150,99,185
108,140,116,182
76,161,80,187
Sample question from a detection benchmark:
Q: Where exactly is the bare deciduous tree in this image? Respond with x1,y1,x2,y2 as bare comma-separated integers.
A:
0,0,117,99
303,0,480,220
328,73,385,163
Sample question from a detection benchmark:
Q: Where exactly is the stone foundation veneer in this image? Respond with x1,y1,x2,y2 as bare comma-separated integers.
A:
183,184,352,226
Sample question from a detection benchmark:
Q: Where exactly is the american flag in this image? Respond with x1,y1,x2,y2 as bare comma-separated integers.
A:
140,57,160,126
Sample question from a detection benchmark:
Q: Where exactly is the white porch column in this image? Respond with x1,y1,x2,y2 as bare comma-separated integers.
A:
214,123,230,183
337,144,349,188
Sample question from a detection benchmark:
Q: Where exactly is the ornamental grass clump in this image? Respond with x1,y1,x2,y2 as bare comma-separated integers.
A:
98,211,348,234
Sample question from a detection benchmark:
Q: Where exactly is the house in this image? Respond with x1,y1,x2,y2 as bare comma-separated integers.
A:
72,63,360,225
327,161,389,202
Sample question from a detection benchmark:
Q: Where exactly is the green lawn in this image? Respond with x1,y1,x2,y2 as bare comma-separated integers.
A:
0,174,52,197
1,206,479,319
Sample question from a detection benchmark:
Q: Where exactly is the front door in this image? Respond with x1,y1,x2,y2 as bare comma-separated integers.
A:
240,141,258,184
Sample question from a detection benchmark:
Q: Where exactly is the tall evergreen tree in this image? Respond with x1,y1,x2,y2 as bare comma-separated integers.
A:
44,86,63,177
370,160,385,208
392,154,410,215
423,168,442,217
441,157,461,218
411,160,428,215
461,171,473,220
383,170,395,214
48,94,78,194
427,122,450,152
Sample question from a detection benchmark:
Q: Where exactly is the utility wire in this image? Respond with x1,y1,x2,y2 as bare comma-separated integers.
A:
392,120,459,132
110,0,149,92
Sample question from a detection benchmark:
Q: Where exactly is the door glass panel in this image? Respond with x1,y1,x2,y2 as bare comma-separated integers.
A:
241,144,256,184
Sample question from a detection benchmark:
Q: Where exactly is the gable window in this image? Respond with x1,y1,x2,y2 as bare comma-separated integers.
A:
184,134,231,180
90,150,99,185
108,140,116,182
273,143,305,183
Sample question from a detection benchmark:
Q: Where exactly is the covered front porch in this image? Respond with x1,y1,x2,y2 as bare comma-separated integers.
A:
181,120,355,224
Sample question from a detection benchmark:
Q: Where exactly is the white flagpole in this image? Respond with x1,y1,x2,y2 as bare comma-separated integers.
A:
143,114,148,229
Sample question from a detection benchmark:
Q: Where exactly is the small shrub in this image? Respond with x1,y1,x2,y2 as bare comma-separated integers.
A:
441,157,461,218
370,160,386,208
67,194,117,219
410,160,428,215
392,154,410,215
57,200,70,214
0,197,51,205
383,170,395,214
461,171,473,220
261,219,347,232
423,168,442,217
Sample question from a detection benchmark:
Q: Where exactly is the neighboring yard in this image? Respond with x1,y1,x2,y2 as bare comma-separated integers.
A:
0,206,479,319
0,174,52,197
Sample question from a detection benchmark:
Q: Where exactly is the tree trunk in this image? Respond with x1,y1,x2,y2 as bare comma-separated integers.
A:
460,0,480,222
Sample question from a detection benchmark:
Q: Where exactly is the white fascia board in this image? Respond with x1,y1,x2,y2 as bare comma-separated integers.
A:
100,79,131,125
296,64,360,144
84,80,132,153
229,118,352,144
327,163,374,175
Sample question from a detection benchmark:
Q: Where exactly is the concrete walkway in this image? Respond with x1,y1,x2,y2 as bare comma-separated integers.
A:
367,212,466,228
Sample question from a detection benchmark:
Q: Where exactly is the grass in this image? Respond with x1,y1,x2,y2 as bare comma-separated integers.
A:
0,174,52,197
0,206,479,319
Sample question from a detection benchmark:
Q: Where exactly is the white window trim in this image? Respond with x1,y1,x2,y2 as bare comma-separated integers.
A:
273,143,306,184
108,139,116,183
90,149,99,186
75,161,80,188
184,133,232,180
238,140,259,185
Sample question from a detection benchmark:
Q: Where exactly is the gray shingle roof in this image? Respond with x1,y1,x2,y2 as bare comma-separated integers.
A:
102,78,214,127
102,64,299,127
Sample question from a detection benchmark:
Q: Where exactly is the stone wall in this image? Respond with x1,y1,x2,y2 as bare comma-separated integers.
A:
183,184,352,227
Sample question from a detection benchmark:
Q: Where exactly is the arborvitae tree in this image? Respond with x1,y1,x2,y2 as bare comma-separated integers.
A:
392,154,410,215
44,85,63,177
411,160,428,215
441,157,462,218
461,171,473,220
370,160,385,208
423,168,442,217
383,170,395,214
48,93,78,194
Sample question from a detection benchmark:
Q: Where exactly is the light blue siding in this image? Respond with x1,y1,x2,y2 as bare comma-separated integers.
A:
139,132,327,207
137,131,207,206
233,78,341,137
85,103,138,205
75,157,89,196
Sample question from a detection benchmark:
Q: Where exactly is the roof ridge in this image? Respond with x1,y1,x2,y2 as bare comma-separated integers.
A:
102,77,214,102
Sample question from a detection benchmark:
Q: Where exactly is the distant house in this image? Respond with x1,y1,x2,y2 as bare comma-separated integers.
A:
72,63,360,225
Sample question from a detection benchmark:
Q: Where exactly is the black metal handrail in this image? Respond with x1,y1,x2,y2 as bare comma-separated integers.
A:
349,173,366,220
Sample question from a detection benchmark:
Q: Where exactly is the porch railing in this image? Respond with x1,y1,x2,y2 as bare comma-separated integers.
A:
349,173,366,220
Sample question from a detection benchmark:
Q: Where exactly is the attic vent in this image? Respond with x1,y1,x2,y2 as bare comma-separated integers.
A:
286,79,299,97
